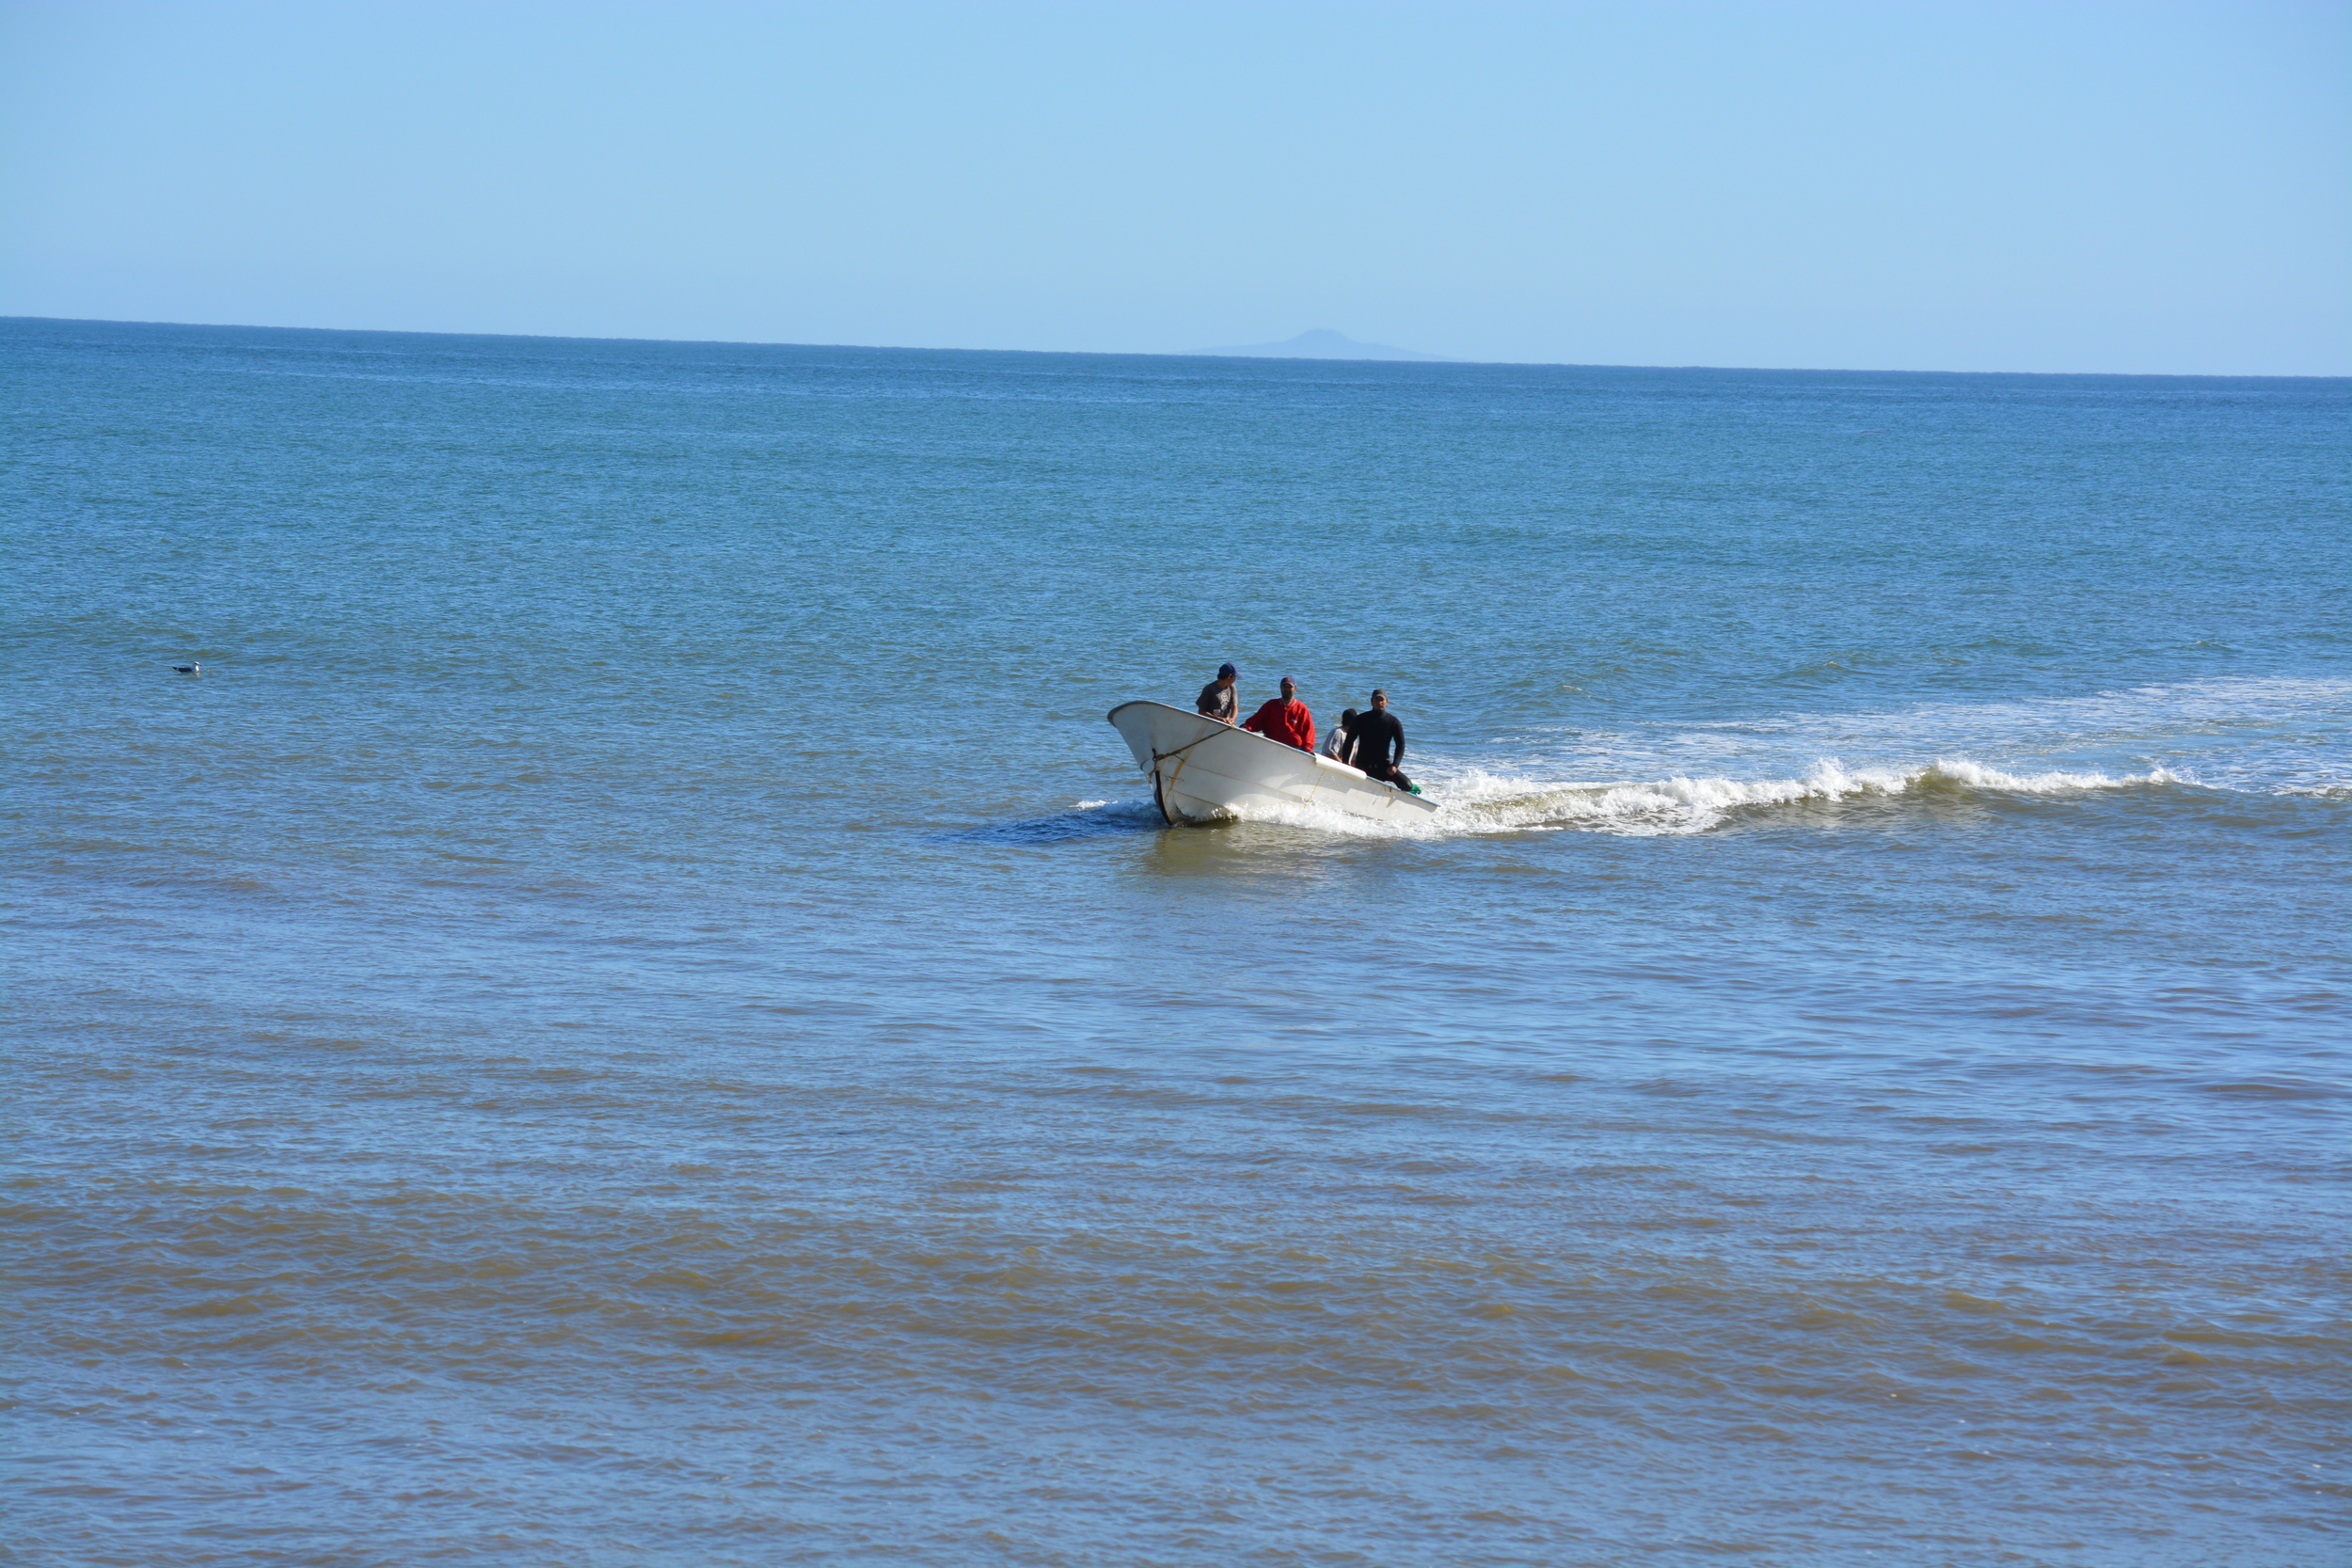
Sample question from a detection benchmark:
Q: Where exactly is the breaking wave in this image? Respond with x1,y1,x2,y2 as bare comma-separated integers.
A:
1210,675,2347,839
1200,758,2193,839
1426,758,2187,837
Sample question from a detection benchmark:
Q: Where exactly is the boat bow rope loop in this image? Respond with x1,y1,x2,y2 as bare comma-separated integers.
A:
1151,731,1223,768
1151,730,1225,815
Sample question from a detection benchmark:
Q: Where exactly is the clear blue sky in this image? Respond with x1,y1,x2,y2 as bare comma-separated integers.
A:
4,0,2344,373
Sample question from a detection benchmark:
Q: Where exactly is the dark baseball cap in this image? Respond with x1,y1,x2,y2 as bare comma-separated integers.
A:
1217,662,1237,678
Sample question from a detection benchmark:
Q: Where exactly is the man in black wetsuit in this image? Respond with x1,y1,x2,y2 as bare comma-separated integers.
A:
1348,689,1412,792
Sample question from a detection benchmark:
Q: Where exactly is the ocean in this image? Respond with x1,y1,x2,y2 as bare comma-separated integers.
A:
5,316,2345,1566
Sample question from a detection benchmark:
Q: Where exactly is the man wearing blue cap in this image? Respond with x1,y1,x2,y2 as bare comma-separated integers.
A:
1196,662,1240,724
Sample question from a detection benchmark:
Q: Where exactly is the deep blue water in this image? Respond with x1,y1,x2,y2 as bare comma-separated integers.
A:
5,317,2347,1566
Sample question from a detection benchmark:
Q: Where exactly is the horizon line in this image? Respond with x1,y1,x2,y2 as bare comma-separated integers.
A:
6,313,2344,383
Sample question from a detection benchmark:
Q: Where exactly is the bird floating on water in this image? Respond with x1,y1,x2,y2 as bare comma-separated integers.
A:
171,662,201,674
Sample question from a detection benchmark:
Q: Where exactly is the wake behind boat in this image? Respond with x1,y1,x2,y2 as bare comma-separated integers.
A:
1108,701,1441,827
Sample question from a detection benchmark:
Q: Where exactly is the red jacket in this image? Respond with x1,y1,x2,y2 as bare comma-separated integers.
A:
1243,697,1315,752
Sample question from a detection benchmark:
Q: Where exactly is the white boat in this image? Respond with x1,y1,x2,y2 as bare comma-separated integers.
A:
1107,700,1441,827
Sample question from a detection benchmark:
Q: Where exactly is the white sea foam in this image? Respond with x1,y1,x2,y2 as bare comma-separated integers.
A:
1419,674,2351,833
1194,758,2197,840
1515,676,2349,798
1426,758,2185,837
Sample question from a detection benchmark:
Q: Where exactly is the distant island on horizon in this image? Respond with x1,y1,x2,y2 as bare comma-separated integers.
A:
1193,327,1450,362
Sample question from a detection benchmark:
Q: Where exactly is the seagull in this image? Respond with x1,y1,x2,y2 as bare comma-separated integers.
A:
171,662,201,674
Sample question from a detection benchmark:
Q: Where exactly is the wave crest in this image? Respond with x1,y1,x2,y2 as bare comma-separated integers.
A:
1430,758,2185,836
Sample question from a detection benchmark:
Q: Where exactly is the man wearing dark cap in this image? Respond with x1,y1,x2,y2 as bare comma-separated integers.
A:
1347,688,1412,791
1242,676,1317,752
1196,662,1240,724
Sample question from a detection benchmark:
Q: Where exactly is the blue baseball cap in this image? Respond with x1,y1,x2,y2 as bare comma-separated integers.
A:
1217,662,1237,678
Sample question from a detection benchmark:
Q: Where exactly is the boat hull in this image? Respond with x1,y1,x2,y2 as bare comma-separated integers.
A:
1107,701,1440,827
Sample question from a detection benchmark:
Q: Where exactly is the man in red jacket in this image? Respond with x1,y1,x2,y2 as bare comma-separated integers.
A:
1242,676,1316,752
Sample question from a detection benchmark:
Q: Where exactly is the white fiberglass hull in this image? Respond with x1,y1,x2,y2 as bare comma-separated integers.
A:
1107,700,1440,827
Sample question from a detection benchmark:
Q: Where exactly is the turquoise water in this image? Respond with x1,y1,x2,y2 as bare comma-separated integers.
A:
6,316,2347,1565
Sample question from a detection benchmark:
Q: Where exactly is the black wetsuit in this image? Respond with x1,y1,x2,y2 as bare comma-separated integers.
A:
1348,707,1408,787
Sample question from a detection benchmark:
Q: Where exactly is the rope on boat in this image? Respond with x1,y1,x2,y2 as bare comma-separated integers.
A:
1150,728,1229,824
1150,730,1224,766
